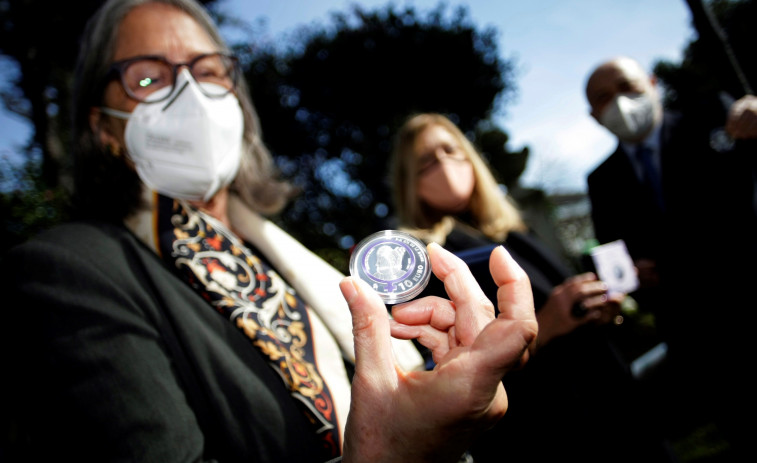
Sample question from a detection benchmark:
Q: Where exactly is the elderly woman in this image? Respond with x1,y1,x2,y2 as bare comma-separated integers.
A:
1,1,537,462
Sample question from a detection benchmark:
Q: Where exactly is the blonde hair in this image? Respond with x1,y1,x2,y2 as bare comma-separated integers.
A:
389,113,525,245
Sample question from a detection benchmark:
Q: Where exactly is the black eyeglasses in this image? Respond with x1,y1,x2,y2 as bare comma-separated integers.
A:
105,52,240,103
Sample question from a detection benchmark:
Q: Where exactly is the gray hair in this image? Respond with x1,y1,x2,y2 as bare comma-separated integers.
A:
72,0,293,220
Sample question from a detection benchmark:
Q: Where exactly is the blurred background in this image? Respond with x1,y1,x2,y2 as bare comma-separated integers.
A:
1,1,755,461
1,0,754,272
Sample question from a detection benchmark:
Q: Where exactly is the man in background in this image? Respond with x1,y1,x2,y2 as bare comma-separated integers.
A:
584,56,756,459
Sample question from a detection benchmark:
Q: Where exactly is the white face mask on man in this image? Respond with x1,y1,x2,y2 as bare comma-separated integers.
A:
102,68,244,202
599,92,657,142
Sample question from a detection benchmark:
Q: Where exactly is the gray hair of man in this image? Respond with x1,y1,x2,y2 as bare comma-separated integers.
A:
71,0,294,221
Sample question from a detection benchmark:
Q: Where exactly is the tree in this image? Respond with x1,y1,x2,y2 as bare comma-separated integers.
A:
654,0,756,118
0,0,102,188
243,3,526,270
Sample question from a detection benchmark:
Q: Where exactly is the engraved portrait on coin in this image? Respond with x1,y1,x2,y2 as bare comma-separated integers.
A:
350,230,431,304
374,245,406,281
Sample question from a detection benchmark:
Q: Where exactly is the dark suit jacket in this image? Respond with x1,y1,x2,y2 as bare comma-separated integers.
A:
1,221,335,462
587,113,675,262
587,108,757,319
587,107,757,447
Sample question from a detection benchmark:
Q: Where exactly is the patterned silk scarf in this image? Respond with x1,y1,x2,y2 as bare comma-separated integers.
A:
154,196,342,457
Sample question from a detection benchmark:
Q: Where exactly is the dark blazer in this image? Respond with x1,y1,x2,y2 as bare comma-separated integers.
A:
587,108,757,299
588,109,757,285
587,106,757,454
586,113,675,262
1,221,335,462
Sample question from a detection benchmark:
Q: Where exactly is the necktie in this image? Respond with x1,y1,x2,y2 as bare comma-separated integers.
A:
635,144,664,211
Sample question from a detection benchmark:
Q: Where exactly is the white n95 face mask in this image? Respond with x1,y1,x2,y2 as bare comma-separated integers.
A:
102,68,244,202
599,92,656,142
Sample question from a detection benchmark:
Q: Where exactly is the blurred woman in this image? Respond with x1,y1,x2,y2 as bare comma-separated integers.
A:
389,112,677,463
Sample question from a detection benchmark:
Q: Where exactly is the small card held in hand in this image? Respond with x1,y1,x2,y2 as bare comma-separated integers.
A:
590,240,639,296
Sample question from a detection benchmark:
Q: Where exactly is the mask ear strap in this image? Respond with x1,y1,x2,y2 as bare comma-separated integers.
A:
100,107,132,120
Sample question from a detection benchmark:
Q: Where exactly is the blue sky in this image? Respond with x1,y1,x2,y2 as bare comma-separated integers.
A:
0,0,694,193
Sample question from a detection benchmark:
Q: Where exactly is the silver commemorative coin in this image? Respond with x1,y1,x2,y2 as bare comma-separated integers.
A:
349,230,431,304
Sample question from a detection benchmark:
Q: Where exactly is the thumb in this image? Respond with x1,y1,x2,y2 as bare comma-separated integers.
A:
339,277,398,384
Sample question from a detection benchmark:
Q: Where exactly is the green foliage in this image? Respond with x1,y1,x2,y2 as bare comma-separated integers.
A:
672,422,732,462
0,154,70,253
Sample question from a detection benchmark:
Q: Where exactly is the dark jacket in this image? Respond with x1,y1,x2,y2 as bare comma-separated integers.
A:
587,107,757,344
1,221,334,462
586,106,757,455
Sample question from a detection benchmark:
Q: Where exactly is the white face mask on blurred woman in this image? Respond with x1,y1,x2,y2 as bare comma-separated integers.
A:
101,69,244,201
599,92,656,142
415,126,476,214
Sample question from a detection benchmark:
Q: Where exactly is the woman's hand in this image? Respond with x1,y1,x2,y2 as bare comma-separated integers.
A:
339,243,537,463
536,272,624,349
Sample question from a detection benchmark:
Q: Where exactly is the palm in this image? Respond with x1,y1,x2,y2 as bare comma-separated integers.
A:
339,244,537,462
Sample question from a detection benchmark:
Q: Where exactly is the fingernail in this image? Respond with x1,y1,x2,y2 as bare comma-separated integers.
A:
497,244,513,259
339,277,358,303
